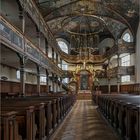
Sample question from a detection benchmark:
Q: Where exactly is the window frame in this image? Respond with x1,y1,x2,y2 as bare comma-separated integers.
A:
121,75,130,83
122,32,131,42
121,54,130,66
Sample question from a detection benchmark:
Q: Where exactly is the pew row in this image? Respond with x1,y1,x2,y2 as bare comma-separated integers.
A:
92,94,140,140
1,94,76,140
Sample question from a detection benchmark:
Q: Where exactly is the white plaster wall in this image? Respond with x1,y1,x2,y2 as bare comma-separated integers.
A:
48,46,52,58
0,65,19,82
40,35,46,53
0,64,38,84
109,58,118,68
110,78,117,85
98,78,108,85
130,53,135,66
98,38,115,55
25,73,37,84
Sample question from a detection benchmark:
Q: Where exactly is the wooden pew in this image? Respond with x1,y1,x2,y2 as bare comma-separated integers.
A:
1,100,52,140
1,94,76,140
1,105,35,140
1,111,18,140
92,94,140,140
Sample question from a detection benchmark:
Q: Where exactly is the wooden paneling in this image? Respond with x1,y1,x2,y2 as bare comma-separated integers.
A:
0,81,49,96
120,84,140,94
110,85,117,93
0,80,20,94
95,85,108,93
94,84,140,95
40,85,48,93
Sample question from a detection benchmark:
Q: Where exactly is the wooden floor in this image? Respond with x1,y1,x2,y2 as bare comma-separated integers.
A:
51,100,119,140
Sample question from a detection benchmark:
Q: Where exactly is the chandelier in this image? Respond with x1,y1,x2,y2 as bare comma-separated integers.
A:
61,0,105,63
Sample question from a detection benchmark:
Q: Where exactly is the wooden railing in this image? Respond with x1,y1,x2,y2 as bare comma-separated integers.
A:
104,41,135,58
107,66,135,78
94,84,140,94
0,16,63,76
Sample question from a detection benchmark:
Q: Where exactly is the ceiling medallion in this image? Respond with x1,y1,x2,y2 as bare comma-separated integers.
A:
61,14,105,36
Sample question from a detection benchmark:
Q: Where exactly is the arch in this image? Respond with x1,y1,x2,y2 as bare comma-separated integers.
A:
121,29,133,42
98,38,115,54
56,38,69,54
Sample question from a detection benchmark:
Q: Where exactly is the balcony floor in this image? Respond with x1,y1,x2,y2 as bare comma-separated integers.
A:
51,100,119,140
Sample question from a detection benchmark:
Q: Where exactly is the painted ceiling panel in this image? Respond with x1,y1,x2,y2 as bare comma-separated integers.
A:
35,0,139,54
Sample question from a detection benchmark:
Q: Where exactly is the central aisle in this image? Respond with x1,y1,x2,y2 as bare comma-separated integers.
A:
51,100,119,140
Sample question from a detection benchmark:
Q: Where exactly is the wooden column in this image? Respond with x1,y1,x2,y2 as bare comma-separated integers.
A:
52,48,54,62
19,56,25,96
136,23,140,83
52,73,55,93
37,66,40,95
60,77,62,91
117,54,120,93
46,70,49,93
56,53,58,66
108,58,111,94
60,59,63,69
108,78,111,94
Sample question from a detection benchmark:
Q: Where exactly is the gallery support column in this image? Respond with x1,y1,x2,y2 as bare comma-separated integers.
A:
60,77,63,91
108,78,111,94
37,66,40,96
60,59,63,69
46,70,49,93
136,22,140,83
56,75,58,92
117,54,120,93
19,56,25,96
52,73,55,93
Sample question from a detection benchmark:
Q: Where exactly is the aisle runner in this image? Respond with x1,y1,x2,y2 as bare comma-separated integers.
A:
52,100,119,140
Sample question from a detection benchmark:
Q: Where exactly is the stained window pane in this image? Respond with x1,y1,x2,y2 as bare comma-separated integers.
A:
121,55,130,66
40,76,46,83
16,70,20,79
121,75,130,82
123,33,131,42
58,41,68,54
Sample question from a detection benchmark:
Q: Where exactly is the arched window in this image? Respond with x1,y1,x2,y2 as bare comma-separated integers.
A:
16,70,20,79
123,33,131,42
57,40,68,54
40,76,46,83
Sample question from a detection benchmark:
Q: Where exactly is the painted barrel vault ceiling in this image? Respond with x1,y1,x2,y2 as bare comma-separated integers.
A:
35,0,139,54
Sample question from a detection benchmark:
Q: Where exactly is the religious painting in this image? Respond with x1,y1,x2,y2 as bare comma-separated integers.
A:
79,70,89,90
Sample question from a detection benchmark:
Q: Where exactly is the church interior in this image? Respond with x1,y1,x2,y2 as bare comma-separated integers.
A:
0,0,140,140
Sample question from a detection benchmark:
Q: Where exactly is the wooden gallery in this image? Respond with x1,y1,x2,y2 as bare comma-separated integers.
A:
0,0,140,140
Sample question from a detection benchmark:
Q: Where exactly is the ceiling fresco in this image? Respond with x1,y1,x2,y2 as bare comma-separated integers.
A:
35,0,139,54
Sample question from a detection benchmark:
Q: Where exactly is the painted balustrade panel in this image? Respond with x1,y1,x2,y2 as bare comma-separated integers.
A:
107,66,135,78
0,21,11,40
0,21,23,49
0,17,63,76
26,42,40,61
